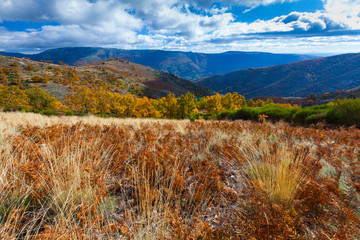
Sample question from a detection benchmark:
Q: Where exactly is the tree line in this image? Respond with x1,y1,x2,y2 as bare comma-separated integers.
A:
0,84,274,118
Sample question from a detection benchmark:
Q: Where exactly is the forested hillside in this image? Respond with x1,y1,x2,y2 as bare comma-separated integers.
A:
198,52,360,98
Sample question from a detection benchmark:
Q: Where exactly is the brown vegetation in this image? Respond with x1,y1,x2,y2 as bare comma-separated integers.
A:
0,112,359,239
0,55,210,101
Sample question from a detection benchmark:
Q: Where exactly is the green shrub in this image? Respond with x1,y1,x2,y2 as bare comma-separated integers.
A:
64,109,74,116
305,111,328,124
325,109,342,125
216,110,235,120
292,108,325,124
260,106,295,122
40,109,57,116
232,107,259,120
332,99,360,126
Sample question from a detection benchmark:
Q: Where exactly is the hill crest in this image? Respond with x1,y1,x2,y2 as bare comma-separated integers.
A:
0,55,211,101
198,52,360,98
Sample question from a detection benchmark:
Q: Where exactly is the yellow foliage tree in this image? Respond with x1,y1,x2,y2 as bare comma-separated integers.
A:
133,97,160,118
25,87,58,110
0,73,8,84
206,93,224,113
157,93,178,118
177,92,197,118
221,92,246,110
0,85,30,110
95,88,113,114
65,86,97,114
109,93,127,116
255,99,266,107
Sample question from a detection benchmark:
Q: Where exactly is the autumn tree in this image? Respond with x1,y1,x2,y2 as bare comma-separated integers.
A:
221,92,246,110
255,99,265,107
196,97,207,110
109,93,127,116
177,92,197,118
133,97,160,118
206,93,223,113
109,93,136,117
157,93,178,118
266,98,273,104
0,85,30,110
95,88,113,114
247,99,255,107
0,73,8,85
65,86,97,114
1,67,11,74
25,87,57,110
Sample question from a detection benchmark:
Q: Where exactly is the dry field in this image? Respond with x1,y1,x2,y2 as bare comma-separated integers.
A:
0,112,359,239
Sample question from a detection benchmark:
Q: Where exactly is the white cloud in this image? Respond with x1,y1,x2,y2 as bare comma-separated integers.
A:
323,0,360,16
183,0,298,8
322,0,360,29
0,0,237,50
0,0,360,53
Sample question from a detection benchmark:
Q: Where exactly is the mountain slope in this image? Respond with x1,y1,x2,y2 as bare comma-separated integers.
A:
0,47,317,80
198,53,360,98
0,55,211,101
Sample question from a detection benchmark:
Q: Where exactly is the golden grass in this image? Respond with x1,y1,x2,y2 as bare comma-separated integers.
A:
0,112,359,239
240,141,308,208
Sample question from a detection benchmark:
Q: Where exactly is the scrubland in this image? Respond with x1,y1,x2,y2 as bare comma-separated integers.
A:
0,112,359,239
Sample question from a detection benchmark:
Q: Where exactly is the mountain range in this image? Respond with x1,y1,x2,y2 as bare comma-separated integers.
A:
0,47,317,80
3,47,360,99
198,53,360,98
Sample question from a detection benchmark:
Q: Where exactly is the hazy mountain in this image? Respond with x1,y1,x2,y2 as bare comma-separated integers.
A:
197,53,360,98
0,47,317,80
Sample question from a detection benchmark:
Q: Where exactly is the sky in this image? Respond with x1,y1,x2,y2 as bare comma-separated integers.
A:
0,0,360,54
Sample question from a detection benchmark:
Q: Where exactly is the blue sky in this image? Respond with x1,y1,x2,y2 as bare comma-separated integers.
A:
0,0,360,54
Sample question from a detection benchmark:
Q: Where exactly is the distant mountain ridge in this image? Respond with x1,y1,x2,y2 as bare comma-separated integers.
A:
0,47,317,80
197,53,360,98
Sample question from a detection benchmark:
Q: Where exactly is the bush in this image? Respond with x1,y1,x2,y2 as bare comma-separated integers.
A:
260,105,295,122
216,110,235,120
230,105,296,122
325,109,342,125
305,111,328,124
40,109,58,116
64,109,74,116
10,62,19,67
293,109,317,124
331,99,360,126
26,64,34,71
292,106,332,124
232,107,259,120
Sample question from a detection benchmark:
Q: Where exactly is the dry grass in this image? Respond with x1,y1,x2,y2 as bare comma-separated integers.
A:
0,112,359,239
240,141,308,208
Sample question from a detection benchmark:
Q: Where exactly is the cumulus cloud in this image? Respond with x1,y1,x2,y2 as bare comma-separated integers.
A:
0,0,235,50
0,0,360,53
323,0,360,17
275,12,347,33
322,0,360,29
183,0,298,8
207,9,360,45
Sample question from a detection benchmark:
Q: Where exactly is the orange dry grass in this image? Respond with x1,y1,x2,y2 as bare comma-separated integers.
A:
0,112,359,239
